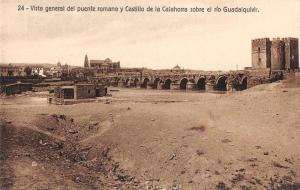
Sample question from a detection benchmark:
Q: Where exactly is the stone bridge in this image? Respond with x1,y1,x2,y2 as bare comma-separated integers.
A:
88,69,280,91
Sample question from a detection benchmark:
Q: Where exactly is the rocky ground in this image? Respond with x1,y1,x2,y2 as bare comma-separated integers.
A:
1,76,300,189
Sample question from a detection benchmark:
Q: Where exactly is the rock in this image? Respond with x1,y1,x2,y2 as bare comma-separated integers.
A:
31,161,38,167
216,182,230,190
189,125,206,132
46,126,55,131
284,158,293,164
59,115,66,120
196,150,204,156
89,121,99,126
272,161,289,169
68,129,78,134
221,139,231,143
23,152,30,157
169,154,176,160
51,114,66,120
39,139,47,146
246,157,258,162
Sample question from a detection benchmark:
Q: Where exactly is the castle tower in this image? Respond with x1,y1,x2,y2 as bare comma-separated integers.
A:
251,38,271,69
282,38,299,70
84,54,89,68
271,39,285,70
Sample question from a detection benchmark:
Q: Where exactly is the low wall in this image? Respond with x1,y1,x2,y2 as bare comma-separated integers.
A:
3,83,33,95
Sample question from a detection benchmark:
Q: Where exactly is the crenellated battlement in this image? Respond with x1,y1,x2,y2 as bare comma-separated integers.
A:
251,37,299,70
281,37,298,42
252,38,270,42
271,40,285,47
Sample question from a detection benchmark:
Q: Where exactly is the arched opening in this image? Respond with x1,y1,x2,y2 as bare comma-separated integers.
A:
141,78,150,88
133,78,139,87
180,78,188,90
106,79,111,86
153,78,161,89
241,77,247,90
163,79,172,89
215,76,227,91
125,78,131,88
196,77,206,90
114,78,120,87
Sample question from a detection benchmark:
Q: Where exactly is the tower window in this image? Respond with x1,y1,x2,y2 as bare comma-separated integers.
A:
258,58,261,62
258,47,261,52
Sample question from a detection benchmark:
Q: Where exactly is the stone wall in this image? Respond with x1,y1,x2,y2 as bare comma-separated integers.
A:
3,83,33,95
283,38,299,70
75,84,96,99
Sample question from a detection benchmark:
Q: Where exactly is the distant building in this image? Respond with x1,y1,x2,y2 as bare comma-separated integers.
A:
31,65,44,76
84,54,120,73
252,37,299,70
49,62,63,78
0,63,51,77
172,65,181,70
0,64,24,76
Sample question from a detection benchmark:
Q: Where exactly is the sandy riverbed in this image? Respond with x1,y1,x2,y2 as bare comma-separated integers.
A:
1,77,300,189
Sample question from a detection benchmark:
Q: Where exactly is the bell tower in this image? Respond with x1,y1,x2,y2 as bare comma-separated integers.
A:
84,54,89,68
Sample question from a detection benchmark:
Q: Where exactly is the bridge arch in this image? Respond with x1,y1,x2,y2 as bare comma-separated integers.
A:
180,78,188,90
163,79,172,89
153,78,161,89
215,76,227,91
240,77,247,90
133,78,139,87
125,78,131,87
113,78,120,87
196,77,206,90
106,78,111,86
141,78,150,88
233,76,247,91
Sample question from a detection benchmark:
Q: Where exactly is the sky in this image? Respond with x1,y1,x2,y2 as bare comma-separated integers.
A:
1,0,299,70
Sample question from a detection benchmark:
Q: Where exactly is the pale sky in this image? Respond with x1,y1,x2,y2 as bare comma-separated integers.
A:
1,0,299,70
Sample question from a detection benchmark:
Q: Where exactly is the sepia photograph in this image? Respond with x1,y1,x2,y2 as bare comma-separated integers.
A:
0,0,300,189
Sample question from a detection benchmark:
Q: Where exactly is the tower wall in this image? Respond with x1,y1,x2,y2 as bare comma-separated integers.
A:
271,39,285,70
251,38,271,69
283,38,299,70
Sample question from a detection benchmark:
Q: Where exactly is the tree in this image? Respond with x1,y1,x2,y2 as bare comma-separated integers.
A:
24,66,32,76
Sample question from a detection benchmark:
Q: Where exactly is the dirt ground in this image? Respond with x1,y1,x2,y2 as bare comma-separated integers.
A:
1,76,300,190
